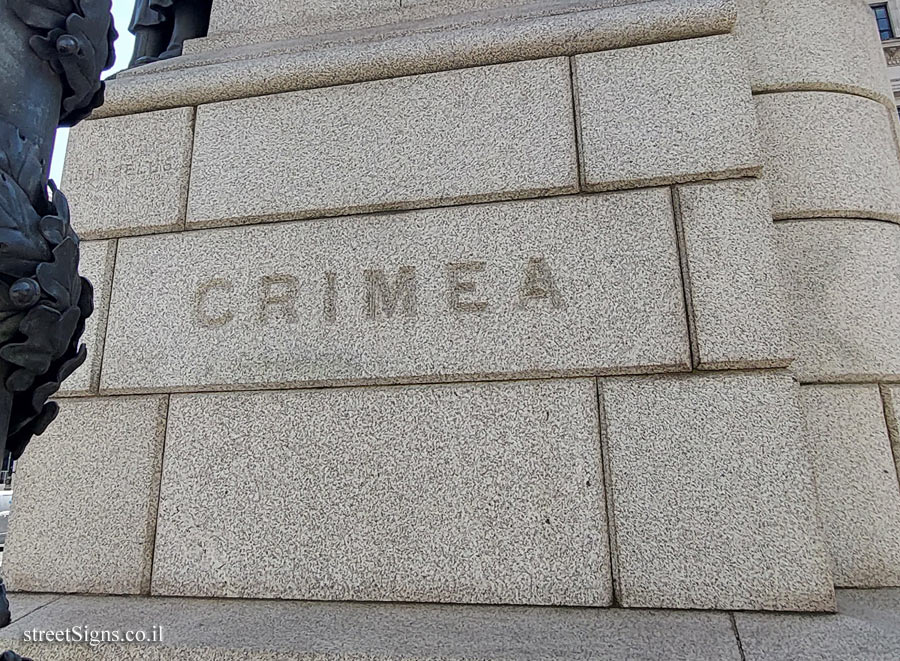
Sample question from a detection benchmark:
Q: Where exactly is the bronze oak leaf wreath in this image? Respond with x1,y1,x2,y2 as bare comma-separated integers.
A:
0,120,93,459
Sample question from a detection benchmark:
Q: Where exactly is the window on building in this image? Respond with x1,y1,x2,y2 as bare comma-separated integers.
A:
873,4,895,40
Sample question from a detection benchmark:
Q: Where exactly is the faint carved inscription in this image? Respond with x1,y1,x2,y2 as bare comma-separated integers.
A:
259,274,300,323
195,278,234,329
87,160,177,179
365,267,417,320
520,257,563,309
447,262,488,313
323,271,338,324
191,257,563,328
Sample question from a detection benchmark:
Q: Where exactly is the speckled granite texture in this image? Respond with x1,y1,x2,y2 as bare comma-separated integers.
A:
599,371,835,611
756,92,900,223
674,178,788,370
3,396,169,595
800,384,900,587
62,107,194,238
575,35,760,190
93,0,735,118
735,0,893,103
0,589,897,660
151,379,612,606
99,191,689,394
186,58,576,228
776,220,900,383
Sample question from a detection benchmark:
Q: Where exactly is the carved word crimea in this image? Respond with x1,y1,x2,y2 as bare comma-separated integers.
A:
194,257,564,329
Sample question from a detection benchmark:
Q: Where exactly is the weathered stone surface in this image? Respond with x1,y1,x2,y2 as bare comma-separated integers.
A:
57,240,117,397
735,0,893,103
101,191,689,394
3,396,168,595
186,58,577,228
776,220,900,382
600,371,835,611
756,92,900,223
61,107,194,239
799,385,900,588
736,589,900,661
152,379,612,606
0,592,743,660
574,35,760,191
675,179,789,369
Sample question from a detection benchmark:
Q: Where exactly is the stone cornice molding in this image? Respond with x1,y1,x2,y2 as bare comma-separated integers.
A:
93,0,735,119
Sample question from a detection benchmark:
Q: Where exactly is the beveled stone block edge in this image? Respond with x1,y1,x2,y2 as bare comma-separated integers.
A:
597,368,837,613
671,181,793,372
91,0,735,119
751,83,896,114
756,93,900,226
581,166,763,196
186,0,735,57
3,394,170,597
58,239,118,398
98,364,692,398
184,184,580,232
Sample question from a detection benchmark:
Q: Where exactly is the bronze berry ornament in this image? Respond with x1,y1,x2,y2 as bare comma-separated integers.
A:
0,0,117,652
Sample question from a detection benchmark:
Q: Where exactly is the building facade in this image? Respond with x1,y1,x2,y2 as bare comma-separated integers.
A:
873,1,900,110
2,0,900,657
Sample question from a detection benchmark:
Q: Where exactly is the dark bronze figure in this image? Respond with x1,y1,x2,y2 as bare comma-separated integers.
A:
0,0,116,652
128,0,212,67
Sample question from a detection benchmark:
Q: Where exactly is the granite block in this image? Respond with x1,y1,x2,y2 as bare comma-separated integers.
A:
600,371,835,611
100,190,689,394
3,396,168,595
57,240,117,397
152,379,612,606
800,385,900,587
736,589,900,661
0,593,742,660
776,220,900,382
755,92,900,223
61,107,194,239
675,179,789,369
186,58,577,228
735,0,893,103
574,35,760,191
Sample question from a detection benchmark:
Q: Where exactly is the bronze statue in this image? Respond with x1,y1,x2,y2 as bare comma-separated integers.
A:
128,0,212,67
0,0,116,654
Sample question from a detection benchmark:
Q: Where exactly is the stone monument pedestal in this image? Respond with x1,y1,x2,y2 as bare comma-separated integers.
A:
4,0,900,656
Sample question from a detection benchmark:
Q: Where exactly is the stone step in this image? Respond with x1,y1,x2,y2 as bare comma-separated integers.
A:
0,589,897,660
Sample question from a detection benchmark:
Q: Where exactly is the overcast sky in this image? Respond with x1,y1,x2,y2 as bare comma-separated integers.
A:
49,0,137,185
